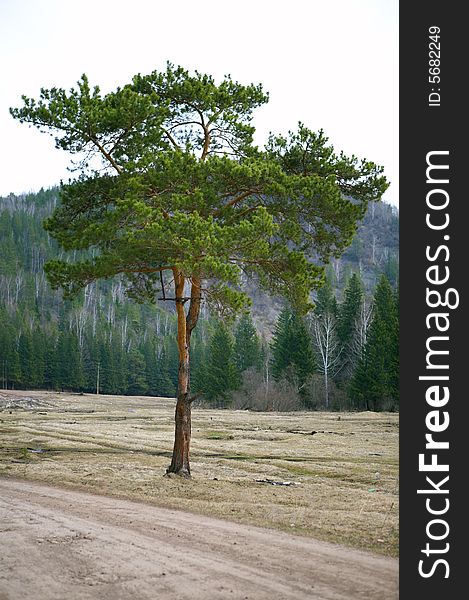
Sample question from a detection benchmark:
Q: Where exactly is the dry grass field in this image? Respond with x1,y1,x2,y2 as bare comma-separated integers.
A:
0,389,398,557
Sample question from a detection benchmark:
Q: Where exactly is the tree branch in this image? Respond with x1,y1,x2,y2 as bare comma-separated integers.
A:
167,120,203,132
199,114,210,162
89,135,123,174
118,265,174,274
186,276,202,340
161,127,181,150
211,190,257,216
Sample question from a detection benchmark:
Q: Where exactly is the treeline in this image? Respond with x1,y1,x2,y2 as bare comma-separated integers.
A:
0,272,398,411
1,303,176,396
0,188,398,411
205,273,399,412
0,297,258,402
0,188,183,396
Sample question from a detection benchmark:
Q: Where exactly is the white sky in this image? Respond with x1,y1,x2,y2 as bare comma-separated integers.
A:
0,0,398,205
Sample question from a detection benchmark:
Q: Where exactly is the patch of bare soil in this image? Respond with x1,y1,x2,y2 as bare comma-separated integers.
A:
0,478,398,600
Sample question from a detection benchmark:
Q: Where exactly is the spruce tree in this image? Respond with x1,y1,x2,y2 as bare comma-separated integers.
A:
126,347,147,395
290,312,316,391
98,339,120,394
152,343,176,397
270,307,316,396
189,334,206,397
166,339,180,393
18,330,34,388
31,328,45,388
270,307,293,381
142,338,158,396
82,335,98,393
66,331,85,390
336,273,363,379
55,331,68,390
314,276,338,318
234,313,261,373
204,322,240,407
0,310,21,389
43,335,59,390
350,275,398,411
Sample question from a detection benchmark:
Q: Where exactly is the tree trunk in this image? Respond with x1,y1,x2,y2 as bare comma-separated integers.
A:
167,360,192,477
324,369,329,410
166,272,201,477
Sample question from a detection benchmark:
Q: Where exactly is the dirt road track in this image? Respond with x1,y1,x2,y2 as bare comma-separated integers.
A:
0,478,398,600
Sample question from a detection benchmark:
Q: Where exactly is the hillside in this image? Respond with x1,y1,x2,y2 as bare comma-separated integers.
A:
231,199,398,331
0,187,398,396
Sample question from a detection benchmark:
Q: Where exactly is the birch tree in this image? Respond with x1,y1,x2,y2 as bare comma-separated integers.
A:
311,313,342,408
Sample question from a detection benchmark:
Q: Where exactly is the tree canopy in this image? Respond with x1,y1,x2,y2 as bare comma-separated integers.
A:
11,63,388,316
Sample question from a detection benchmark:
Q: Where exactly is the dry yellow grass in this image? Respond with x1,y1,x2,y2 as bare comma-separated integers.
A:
0,389,398,556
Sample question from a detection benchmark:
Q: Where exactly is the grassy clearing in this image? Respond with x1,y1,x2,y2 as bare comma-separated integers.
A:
0,389,398,556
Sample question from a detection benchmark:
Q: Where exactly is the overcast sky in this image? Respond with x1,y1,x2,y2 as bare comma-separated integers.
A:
0,0,398,205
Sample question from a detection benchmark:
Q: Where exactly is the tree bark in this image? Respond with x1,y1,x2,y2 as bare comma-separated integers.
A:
324,369,329,410
168,388,191,477
166,272,201,477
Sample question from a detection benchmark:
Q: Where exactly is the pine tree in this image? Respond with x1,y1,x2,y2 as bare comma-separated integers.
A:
11,64,388,475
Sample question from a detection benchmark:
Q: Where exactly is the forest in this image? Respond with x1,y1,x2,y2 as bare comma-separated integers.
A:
0,187,398,411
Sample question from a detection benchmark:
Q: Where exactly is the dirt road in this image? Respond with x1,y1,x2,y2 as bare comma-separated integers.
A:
0,478,398,600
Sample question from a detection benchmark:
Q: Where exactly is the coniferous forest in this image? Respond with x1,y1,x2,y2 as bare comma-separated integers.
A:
0,188,398,411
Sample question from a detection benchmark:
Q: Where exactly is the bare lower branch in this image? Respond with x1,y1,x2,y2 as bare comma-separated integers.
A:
88,132,123,174
161,127,181,150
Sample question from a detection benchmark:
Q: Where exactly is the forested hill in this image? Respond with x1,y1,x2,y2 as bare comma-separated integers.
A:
0,188,187,396
236,195,398,330
337,200,398,289
0,187,398,401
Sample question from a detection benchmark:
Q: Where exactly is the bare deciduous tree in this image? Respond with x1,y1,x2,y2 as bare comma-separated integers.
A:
311,314,342,409
351,300,373,364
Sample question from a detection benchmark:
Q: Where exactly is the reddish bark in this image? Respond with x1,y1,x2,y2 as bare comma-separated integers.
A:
166,272,201,477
